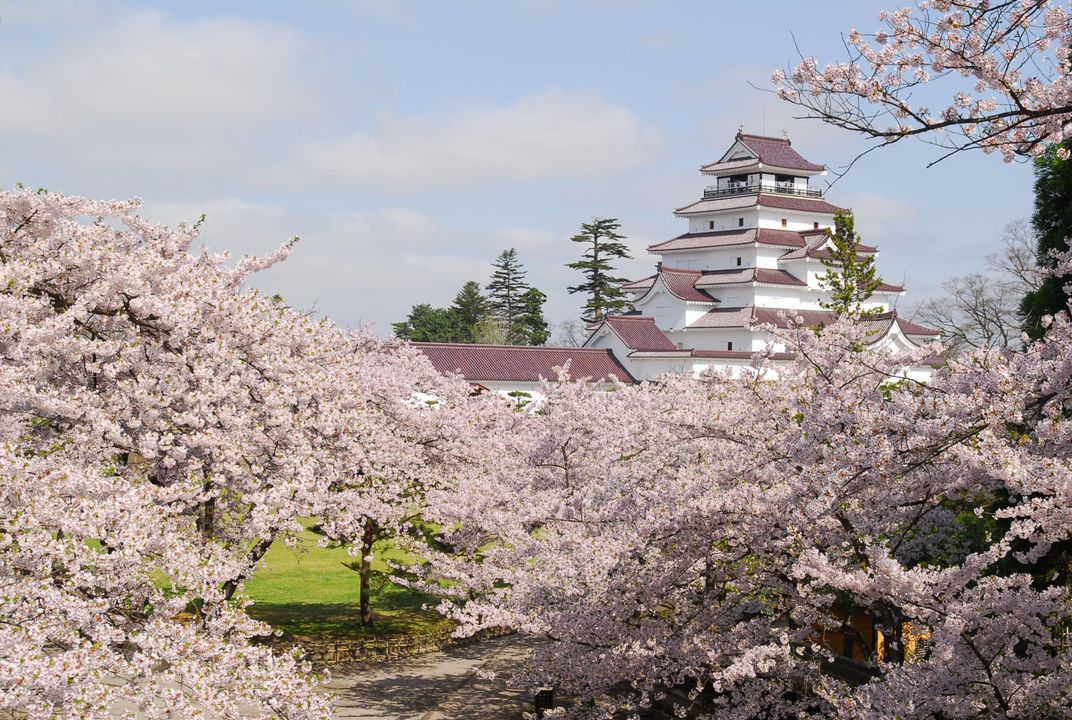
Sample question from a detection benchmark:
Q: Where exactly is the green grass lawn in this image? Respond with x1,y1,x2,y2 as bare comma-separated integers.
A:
240,524,450,640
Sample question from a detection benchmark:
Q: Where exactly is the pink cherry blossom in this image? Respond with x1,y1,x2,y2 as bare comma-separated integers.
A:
773,1,1072,162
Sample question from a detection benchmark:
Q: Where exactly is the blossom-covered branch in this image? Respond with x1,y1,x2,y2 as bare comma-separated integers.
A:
0,189,473,718
773,1,1072,163
423,305,1072,717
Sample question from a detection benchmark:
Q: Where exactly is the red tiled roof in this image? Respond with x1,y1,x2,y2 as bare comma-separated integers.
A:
414,343,635,383
602,315,679,351
675,193,845,216
687,306,756,329
779,231,879,262
755,308,936,337
688,306,837,330
623,274,656,291
675,194,756,215
753,307,837,328
694,268,753,286
779,234,829,261
757,193,845,213
701,133,825,174
737,134,825,172
694,268,807,287
686,306,939,348
874,282,905,293
758,228,810,248
648,227,806,253
657,267,718,303
897,317,941,336
756,268,807,286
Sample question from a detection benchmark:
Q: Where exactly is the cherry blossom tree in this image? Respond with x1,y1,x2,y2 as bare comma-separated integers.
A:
0,189,471,718
312,338,478,628
422,302,1072,717
773,1,1072,163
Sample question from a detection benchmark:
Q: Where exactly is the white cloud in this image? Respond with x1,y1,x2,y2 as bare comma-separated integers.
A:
2,10,318,136
491,225,557,252
294,89,663,190
138,198,582,334
0,8,327,188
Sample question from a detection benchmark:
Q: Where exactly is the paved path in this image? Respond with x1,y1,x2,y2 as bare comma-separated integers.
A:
323,634,538,720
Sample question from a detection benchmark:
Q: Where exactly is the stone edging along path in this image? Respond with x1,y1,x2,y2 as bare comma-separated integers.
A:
262,626,514,666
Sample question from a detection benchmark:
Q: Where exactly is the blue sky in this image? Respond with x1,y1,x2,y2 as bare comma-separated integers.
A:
0,0,1035,337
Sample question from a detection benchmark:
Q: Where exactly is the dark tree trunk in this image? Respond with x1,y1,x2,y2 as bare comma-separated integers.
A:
221,538,273,601
359,522,377,627
197,495,215,540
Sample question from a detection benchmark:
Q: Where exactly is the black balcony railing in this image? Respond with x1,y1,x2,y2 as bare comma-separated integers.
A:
703,183,823,199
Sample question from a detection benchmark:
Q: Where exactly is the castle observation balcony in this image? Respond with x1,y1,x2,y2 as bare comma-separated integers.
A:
703,181,823,199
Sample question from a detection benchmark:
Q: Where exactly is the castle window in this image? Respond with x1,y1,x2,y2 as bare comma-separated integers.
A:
814,222,819,230
781,218,788,228
727,341,733,351
738,217,744,227
736,257,742,267
709,220,714,230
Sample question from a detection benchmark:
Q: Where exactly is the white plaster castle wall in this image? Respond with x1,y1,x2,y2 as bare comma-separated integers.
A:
754,247,784,268
658,248,758,270
626,356,694,381
634,286,689,331
584,326,634,359
688,215,754,233
669,327,755,351
755,208,831,232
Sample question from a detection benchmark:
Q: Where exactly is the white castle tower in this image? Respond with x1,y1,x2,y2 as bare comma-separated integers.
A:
583,131,939,380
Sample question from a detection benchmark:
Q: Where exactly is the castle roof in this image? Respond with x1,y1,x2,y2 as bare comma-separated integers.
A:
414,343,635,383
648,227,806,254
687,306,937,339
657,267,718,303
674,192,845,217
599,314,679,352
700,133,826,176
622,274,657,291
695,268,807,288
778,230,877,261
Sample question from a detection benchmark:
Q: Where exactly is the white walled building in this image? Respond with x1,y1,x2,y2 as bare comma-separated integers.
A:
583,132,940,381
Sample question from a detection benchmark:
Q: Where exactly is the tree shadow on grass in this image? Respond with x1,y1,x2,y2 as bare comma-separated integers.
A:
247,582,450,640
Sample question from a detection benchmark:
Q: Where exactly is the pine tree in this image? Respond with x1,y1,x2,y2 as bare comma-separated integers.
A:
517,287,550,346
391,304,465,342
486,249,529,344
450,281,489,342
566,217,632,323
817,211,883,319
1020,141,1072,339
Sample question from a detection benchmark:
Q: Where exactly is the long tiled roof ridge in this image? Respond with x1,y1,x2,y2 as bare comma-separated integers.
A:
414,342,635,383
693,268,807,288
674,193,846,216
626,347,797,361
686,306,940,340
602,314,679,352
648,227,807,253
